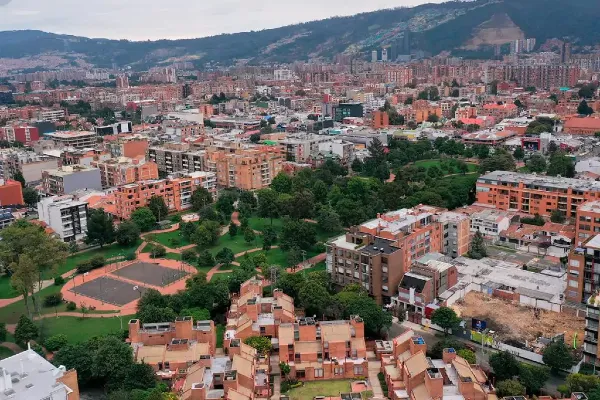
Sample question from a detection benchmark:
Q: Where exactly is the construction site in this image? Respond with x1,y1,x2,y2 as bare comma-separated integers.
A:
452,291,585,347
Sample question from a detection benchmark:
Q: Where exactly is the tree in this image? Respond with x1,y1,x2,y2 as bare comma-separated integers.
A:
496,380,526,397
298,281,331,317
131,207,157,232
0,323,6,342
547,152,575,178
180,307,210,321
468,230,487,259
215,193,236,216
280,362,291,379
148,195,168,222
92,336,136,389
244,227,256,244
513,147,525,160
23,187,39,207
578,99,594,115
550,209,566,223
198,250,215,269
244,336,272,354
181,249,197,264
263,227,277,251
13,170,25,187
342,295,392,337
191,188,213,211
123,362,158,392
479,150,516,173
86,208,115,248
457,349,476,364
280,220,317,251
271,173,293,194
427,114,440,123
430,307,460,335
489,351,520,381
548,141,559,154
115,220,140,246
229,222,238,237
351,158,364,173
137,304,177,324
10,255,37,317
287,246,303,270
238,190,257,209
542,341,575,373
316,206,342,233
250,133,261,143
44,334,68,352
566,373,600,393
215,248,235,267
519,364,549,395
14,314,38,347
527,154,547,173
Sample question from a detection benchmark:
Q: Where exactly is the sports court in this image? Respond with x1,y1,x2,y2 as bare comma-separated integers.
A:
69,276,148,306
111,261,189,287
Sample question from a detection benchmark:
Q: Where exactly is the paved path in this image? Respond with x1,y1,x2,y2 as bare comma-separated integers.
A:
366,350,385,400
0,268,78,308
0,342,21,353
270,354,281,400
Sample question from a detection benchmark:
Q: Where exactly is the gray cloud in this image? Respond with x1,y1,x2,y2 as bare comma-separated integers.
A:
0,0,445,40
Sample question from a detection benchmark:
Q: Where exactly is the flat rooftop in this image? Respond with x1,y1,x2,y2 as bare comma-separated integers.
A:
479,170,600,192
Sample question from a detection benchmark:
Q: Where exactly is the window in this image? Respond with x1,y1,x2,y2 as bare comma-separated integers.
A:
297,370,306,379
354,366,363,375
315,368,324,378
334,367,344,375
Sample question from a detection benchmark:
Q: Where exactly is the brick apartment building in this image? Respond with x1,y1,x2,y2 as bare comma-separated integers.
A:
567,234,600,304
575,201,600,246
91,157,159,188
476,171,600,219
585,290,600,367
0,125,40,145
113,171,217,220
381,330,494,400
326,206,470,304
205,146,283,190
128,317,217,379
105,135,149,158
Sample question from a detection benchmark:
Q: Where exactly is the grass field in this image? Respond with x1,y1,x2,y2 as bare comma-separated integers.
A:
413,159,478,174
40,315,133,343
0,284,63,324
151,229,192,249
286,380,353,399
0,346,14,360
248,217,284,233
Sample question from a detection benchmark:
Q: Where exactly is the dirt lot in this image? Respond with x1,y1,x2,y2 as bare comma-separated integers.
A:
452,292,584,345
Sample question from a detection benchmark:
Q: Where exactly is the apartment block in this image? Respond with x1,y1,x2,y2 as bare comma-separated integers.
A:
576,201,600,246
148,145,205,175
584,291,600,367
37,195,88,242
278,316,369,381
0,179,24,206
567,235,600,304
380,331,493,400
41,165,103,195
326,206,470,304
469,209,512,239
91,157,159,188
205,146,283,190
0,347,80,400
48,131,97,149
0,149,58,183
0,125,40,145
224,278,295,349
129,317,217,379
36,108,65,122
113,171,217,220
393,259,458,316
106,135,149,158
279,134,333,163
476,171,600,219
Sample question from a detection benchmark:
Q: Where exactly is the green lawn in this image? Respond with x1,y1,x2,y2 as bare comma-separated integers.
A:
0,276,19,299
304,261,326,273
216,324,225,348
286,380,353,399
164,253,182,261
150,229,192,249
413,159,478,174
0,284,63,324
248,217,284,233
40,315,134,343
0,346,15,360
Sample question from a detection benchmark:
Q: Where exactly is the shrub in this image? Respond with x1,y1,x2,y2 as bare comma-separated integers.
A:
170,214,182,223
90,255,106,269
31,343,45,357
181,249,197,263
44,334,68,352
125,252,136,261
54,276,65,286
169,237,181,247
150,245,167,258
43,293,63,307
76,261,92,273
66,301,76,311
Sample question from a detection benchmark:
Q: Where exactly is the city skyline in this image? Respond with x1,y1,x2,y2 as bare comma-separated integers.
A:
0,0,445,41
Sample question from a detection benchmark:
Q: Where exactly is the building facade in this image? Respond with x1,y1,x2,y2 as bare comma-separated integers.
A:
37,195,88,242
41,165,103,195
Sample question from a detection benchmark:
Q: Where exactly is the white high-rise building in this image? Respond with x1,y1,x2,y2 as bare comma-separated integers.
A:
38,195,89,242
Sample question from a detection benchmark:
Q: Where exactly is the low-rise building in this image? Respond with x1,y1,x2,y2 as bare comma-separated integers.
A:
0,178,24,206
41,165,103,195
37,195,88,242
47,131,97,149
469,209,513,239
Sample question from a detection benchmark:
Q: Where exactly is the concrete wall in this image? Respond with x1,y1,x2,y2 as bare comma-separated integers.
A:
64,169,103,194
22,159,59,183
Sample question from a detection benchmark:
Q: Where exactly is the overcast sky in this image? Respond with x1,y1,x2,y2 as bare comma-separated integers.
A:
0,0,446,40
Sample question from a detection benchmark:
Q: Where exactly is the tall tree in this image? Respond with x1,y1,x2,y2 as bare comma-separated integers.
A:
22,187,40,207
316,205,342,233
527,154,547,173
578,99,594,115
147,195,168,222
191,187,213,211
468,230,487,259
14,314,38,347
271,173,293,194
86,208,116,248
489,351,520,381
131,207,157,232
257,189,280,224
115,220,140,246
430,306,461,335
513,147,525,160
298,281,331,317
496,380,526,397
13,170,26,187
542,341,574,373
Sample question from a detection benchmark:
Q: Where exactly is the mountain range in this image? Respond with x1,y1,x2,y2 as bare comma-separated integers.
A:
1,0,599,70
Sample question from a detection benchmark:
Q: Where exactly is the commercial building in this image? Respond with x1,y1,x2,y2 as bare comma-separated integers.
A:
0,125,40,145
476,171,600,219
205,146,283,190
380,330,493,400
0,179,24,206
0,346,80,400
91,157,159,189
37,195,88,242
41,165,103,195
47,131,98,149
563,117,600,135
113,172,217,220
316,140,355,166
326,206,470,304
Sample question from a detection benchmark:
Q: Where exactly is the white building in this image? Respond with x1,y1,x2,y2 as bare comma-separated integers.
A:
37,195,88,242
273,69,293,81
470,209,512,238
0,346,79,400
576,157,600,176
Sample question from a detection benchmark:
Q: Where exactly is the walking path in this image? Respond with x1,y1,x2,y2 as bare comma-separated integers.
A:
367,350,385,400
0,268,78,308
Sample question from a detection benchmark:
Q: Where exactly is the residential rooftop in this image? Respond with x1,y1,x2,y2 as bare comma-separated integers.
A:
479,170,600,192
